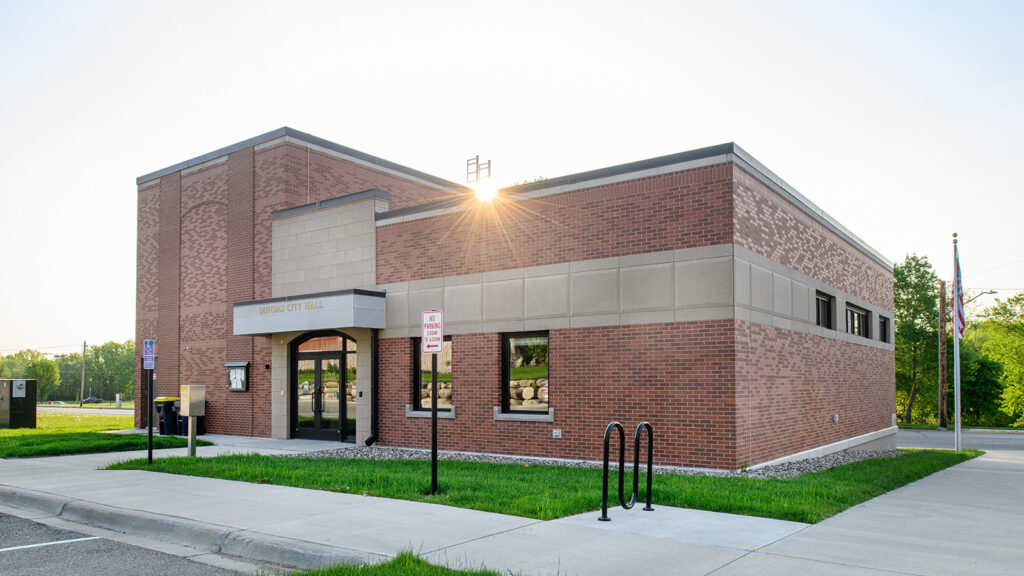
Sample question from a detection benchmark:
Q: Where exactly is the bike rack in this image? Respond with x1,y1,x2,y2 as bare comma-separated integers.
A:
599,421,654,521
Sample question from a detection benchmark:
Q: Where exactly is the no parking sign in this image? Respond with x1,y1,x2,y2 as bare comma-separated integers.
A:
421,310,443,354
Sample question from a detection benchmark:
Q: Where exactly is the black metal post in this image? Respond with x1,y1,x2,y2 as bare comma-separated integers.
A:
635,422,654,511
145,362,153,465
430,352,438,495
599,421,623,521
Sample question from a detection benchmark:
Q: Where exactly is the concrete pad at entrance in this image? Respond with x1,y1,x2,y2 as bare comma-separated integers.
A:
423,520,748,576
557,505,808,550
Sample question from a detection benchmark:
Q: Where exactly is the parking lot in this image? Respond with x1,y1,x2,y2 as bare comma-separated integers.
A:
0,512,241,576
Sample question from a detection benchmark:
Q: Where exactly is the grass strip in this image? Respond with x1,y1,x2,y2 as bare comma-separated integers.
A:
287,551,499,576
1,413,209,458
108,449,980,523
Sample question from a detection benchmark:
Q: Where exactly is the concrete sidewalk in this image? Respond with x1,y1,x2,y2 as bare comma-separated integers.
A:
1,436,1022,575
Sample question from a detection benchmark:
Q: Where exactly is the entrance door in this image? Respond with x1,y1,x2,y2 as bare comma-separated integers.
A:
294,356,344,440
292,332,357,442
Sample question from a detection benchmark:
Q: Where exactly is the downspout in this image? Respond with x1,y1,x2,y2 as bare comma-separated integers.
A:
364,328,379,446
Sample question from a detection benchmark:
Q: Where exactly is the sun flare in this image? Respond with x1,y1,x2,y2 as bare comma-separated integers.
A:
473,182,498,201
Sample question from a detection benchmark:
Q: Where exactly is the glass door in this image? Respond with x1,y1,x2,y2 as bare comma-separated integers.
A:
296,359,317,433
293,353,344,440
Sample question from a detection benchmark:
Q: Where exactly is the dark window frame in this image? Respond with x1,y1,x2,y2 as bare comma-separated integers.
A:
411,336,453,412
501,331,550,414
816,292,834,330
846,304,870,338
879,315,890,343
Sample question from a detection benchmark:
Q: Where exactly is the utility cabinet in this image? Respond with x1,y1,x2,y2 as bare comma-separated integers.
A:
0,379,37,429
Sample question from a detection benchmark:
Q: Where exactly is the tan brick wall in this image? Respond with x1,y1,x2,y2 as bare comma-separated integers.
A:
272,198,378,297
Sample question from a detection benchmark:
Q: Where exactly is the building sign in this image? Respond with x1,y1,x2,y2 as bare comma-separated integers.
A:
13,380,26,398
422,310,444,354
257,299,324,315
143,339,155,370
232,290,386,336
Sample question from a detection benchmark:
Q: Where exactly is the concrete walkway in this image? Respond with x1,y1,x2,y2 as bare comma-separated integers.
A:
1,434,1022,575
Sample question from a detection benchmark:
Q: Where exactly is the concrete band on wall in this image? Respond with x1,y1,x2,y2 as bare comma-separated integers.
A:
378,243,893,350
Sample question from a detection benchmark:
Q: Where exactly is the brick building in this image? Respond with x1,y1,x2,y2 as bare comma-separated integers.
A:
135,127,895,469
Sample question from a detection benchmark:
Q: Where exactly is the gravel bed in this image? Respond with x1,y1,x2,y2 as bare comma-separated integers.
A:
295,445,901,479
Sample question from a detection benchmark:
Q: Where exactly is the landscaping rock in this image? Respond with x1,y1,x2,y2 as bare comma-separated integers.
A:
295,445,901,480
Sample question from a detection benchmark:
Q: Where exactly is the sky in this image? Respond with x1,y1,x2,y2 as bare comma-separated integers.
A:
1,0,1021,356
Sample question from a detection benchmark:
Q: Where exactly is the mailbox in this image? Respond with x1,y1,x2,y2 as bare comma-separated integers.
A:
180,385,205,417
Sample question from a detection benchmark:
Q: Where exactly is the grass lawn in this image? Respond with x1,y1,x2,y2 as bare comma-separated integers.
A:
40,402,135,409
290,552,498,576
108,448,980,524
0,413,208,458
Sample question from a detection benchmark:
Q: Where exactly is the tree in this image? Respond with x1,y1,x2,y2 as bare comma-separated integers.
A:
955,334,1008,426
50,341,136,402
981,293,1024,426
894,254,940,423
24,357,61,401
984,293,1024,339
0,350,61,402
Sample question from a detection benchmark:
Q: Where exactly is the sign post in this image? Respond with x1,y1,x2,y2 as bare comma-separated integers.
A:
422,310,443,495
143,339,155,464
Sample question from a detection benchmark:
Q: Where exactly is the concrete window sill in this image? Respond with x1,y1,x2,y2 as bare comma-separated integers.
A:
405,405,455,419
492,406,554,422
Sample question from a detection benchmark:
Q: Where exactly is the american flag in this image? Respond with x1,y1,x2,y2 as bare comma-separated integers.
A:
952,240,966,340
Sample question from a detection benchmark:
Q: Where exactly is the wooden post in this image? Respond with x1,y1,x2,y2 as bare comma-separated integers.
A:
938,280,948,428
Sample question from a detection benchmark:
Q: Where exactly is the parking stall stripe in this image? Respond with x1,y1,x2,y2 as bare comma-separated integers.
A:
0,536,100,553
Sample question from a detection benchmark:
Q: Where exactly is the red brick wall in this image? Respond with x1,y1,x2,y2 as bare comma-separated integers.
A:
259,141,458,211
155,172,181,400
179,162,229,429
377,322,739,468
734,321,895,465
376,163,734,284
135,137,457,434
733,166,893,310
134,183,160,427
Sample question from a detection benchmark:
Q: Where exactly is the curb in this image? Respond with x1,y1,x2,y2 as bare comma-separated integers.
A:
0,484,374,569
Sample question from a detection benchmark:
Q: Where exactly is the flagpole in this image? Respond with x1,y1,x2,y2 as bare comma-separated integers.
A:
953,233,962,453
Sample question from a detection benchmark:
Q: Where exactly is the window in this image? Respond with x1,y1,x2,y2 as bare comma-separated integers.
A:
879,316,890,343
846,305,870,338
502,332,549,413
816,292,834,329
412,337,452,411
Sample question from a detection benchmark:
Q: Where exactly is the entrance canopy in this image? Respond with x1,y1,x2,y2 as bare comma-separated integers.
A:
233,289,385,335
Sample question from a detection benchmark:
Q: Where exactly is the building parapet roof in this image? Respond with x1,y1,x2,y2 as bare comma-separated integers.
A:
374,142,893,271
136,127,471,194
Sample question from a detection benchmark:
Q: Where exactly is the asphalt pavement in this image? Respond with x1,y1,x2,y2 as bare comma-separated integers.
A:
0,431,1021,575
897,428,1024,451
0,512,240,576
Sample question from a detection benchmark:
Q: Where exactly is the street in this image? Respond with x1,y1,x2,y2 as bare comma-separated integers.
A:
897,428,1024,451
0,513,255,576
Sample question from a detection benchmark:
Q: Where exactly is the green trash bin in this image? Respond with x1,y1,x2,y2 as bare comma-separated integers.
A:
153,396,179,435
